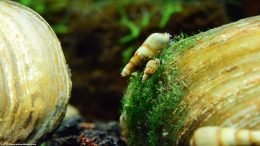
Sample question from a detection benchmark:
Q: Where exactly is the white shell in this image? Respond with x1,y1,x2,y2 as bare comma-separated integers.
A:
0,0,71,144
121,32,171,77
190,127,260,146
142,59,160,81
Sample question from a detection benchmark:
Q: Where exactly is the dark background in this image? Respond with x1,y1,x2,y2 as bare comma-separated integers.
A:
13,0,260,121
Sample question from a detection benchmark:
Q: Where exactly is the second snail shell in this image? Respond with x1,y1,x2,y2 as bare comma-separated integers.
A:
0,0,71,144
120,16,260,145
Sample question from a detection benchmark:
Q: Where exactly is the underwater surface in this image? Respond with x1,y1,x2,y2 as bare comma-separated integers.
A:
13,0,259,121
1,0,260,145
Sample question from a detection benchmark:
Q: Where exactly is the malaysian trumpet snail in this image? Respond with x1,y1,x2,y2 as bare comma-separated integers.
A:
0,0,71,144
142,59,160,82
121,32,171,81
120,16,260,146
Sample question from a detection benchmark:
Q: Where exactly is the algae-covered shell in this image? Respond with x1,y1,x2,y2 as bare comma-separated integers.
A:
0,0,71,144
121,16,260,146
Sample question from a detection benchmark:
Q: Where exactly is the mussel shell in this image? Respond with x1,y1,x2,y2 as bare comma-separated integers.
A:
121,16,260,145
0,0,71,144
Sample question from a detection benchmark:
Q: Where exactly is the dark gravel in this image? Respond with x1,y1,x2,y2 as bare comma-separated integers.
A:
41,116,126,146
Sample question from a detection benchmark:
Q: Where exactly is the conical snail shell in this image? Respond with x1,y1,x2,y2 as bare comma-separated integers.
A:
0,0,71,144
120,16,260,145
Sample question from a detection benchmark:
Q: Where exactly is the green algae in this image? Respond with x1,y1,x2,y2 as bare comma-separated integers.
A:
121,34,198,145
121,16,260,145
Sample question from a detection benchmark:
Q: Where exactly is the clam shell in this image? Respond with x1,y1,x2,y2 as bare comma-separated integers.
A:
0,0,72,144
121,16,260,145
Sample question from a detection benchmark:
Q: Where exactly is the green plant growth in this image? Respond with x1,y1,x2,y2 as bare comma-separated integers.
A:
119,13,142,44
19,0,46,14
121,15,260,146
159,4,182,28
120,15,258,145
121,33,199,145
119,2,184,44
16,0,69,34
119,1,189,69
18,0,69,14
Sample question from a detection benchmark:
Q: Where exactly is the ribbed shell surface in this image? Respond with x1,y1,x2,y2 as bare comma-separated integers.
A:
120,16,260,146
174,16,260,145
0,0,71,144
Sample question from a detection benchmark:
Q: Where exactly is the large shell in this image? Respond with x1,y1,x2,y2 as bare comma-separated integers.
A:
121,16,260,145
0,0,71,144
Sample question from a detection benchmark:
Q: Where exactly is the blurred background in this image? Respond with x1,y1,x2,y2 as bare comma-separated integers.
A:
13,0,260,121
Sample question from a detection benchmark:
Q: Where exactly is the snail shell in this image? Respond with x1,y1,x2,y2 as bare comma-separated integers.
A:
0,0,71,144
120,16,260,146
190,126,260,146
142,59,160,82
121,32,171,77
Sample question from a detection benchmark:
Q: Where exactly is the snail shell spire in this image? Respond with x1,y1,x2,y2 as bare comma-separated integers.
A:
142,59,160,82
190,127,260,146
121,32,171,77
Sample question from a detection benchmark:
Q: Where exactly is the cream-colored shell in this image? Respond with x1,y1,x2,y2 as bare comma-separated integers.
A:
120,16,260,146
121,32,171,77
0,0,71,144
190,127,260,146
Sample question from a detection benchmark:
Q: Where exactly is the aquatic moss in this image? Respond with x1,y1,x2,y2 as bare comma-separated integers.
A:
148,35,198,145
121,34,198,145
121,71,162,145
121,16,260,145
